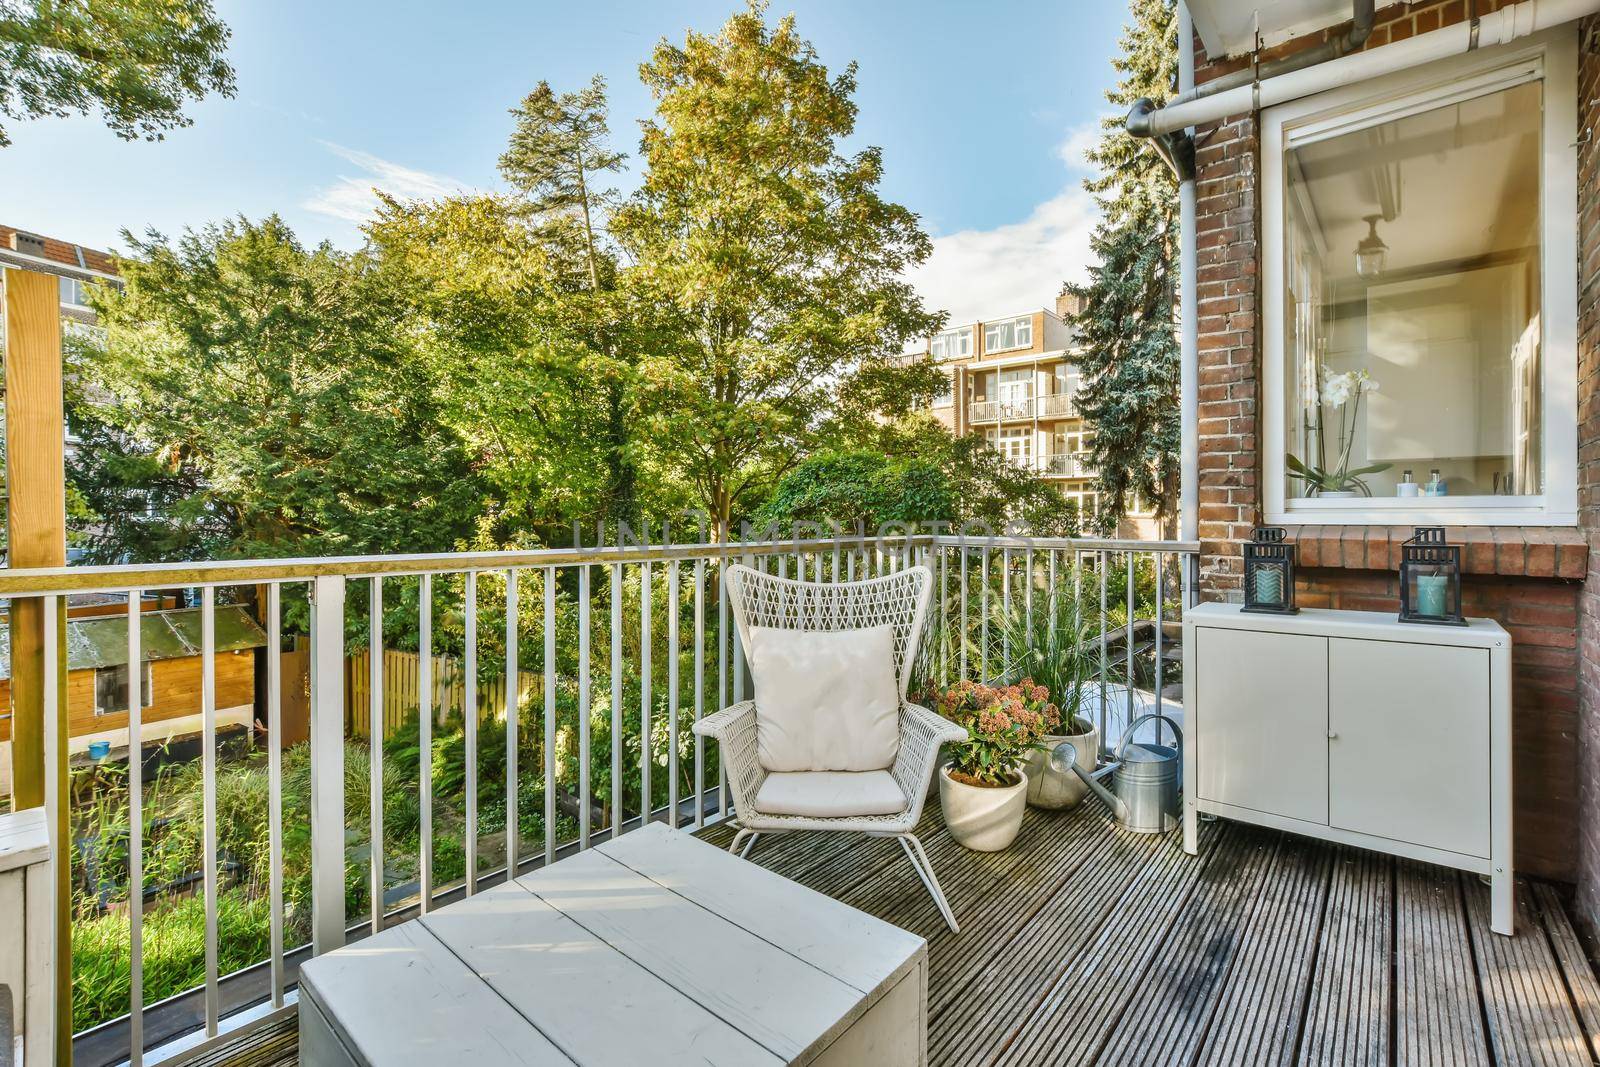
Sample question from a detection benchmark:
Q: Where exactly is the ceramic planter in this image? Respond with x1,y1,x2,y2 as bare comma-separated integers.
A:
939,765,1028,851
1023,718,1098,810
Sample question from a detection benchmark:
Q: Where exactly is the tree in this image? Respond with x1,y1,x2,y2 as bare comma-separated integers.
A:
754,421,1081,539
498,75,638,524
75,216,485,559
365,192,630,543
1060,0,1180,532
0,0,234,147
612,3,942,539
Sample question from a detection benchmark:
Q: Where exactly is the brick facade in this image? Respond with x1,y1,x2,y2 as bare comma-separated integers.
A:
1190,0,1596,886
1575,14,1600,923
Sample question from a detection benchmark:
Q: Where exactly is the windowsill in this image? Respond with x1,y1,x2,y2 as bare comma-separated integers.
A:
984,344,1030,356
1281,524,1587,580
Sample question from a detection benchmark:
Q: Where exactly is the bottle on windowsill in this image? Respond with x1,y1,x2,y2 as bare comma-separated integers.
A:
1397,469,1419,498
1425,469,1447,496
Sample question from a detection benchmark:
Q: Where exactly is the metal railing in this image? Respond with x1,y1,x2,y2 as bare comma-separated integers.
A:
966,397,1034,423
966,393,1077,424
1,530,1197,1066
1042,453,1093,478
1038,392,1077,418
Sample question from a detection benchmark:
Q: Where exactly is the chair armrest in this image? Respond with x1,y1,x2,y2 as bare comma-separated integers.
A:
692,701,764,820
893,702,965,824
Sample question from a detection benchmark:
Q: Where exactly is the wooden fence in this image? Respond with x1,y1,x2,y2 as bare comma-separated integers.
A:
344,649,541,741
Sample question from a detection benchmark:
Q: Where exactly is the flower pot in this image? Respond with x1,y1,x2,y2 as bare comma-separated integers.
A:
1023,719,1097,810
939,765,1028,851
1317,490,1357,499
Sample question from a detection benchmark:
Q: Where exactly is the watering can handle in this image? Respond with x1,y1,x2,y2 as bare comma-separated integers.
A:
1115,713,1183,761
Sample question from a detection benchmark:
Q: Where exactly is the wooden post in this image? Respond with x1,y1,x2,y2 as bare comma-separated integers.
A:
5,266,71,1063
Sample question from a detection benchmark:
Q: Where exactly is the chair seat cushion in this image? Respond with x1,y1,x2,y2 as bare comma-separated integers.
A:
752,770,907,818
748,624,900,772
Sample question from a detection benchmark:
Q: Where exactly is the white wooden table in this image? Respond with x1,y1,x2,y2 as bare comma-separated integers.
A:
0,807,52,1067
298,822,928,1066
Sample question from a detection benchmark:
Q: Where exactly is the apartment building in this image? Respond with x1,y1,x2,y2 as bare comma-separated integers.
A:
921,293,1103,516
0,224,119,331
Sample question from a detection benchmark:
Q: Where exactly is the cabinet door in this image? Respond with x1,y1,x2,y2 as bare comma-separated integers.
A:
1329,639,1490,858
1194,627,1329,824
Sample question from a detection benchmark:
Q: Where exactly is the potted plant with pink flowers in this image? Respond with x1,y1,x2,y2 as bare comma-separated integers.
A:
930,679,1062,851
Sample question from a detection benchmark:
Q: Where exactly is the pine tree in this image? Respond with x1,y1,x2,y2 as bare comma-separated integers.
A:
1062,0,1180,534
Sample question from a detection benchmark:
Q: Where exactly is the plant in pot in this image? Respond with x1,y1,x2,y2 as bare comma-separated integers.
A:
1286,368,1389,497
931,680,1060,851
988,582,1120,810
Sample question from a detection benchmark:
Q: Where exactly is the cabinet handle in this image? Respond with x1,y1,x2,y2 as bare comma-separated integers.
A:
1327,731,1339,740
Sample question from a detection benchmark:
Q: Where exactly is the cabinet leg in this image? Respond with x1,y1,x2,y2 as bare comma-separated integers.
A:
1183,801,1198,856
1491,868,1514,936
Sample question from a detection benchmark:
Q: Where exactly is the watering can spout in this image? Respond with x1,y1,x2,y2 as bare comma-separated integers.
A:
1051,741,1126,821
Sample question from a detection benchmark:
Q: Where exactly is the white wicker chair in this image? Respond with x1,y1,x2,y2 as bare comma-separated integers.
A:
693,563,967,932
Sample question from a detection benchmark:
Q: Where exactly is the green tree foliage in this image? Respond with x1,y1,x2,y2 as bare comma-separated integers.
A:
756,423,1082,538
75,216,485,558
499,76,640,523
1061,0,1180,531
752,451,951,532
613,3,942,538
365,193,622,542
0,0,234,146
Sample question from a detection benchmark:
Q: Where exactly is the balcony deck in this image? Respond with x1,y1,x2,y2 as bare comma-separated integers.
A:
197,798,1600,1067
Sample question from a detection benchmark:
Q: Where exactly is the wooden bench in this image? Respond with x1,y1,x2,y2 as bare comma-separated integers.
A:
298,822,928,1065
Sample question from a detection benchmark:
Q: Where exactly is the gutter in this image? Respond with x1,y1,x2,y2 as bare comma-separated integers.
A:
1129,0,1598,143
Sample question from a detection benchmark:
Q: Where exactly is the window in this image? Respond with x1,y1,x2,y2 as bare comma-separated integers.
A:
984,315,1033,354
932,368,953,407
94,662,154,717
929,328,972,361
1263,32,1577,524
58,276,92,308
1001,426,1034,468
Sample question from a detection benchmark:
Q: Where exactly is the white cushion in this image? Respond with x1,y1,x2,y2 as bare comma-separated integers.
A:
752,770,907,818
747,624,900,772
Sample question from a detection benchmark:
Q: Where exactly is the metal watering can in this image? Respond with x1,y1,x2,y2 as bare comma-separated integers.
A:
1051,713,1182,835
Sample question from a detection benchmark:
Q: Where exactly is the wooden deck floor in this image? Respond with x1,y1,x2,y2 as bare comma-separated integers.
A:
700,801,1600,1067
203,800,1600,1067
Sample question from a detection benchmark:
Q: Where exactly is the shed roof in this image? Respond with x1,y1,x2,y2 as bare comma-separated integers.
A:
0,605,268,678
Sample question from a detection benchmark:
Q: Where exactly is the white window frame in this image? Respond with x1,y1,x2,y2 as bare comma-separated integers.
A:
1261,29,1578,526
932,367,953,408
929,327,972,361
985,315,1033,354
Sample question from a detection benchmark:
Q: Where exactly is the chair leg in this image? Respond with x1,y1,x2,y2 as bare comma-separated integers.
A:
728,827,760,859
898,834,959,934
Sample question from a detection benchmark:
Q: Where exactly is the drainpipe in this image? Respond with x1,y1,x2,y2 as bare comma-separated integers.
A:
1130,0,1375,143
1177,3,1199,594
1131,0,1599,138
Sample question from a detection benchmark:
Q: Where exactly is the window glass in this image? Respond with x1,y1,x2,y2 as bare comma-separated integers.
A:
984,315,1031,353
932,369,953,407
1283,79,1543,501
94,662,154,716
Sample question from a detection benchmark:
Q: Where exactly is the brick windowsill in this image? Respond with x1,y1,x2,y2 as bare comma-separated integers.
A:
1281,525,1589,580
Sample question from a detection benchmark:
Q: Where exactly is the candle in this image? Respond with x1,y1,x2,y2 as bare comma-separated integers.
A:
1253,566,1283,607
1416,574,1448,617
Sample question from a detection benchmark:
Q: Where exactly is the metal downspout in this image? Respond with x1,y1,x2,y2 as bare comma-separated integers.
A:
1177,3,1199,595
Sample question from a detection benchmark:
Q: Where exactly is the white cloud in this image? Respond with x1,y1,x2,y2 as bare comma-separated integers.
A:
908,119,1107,327
303,142,473,225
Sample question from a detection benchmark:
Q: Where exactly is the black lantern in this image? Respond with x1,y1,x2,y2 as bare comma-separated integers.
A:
1242,527,1298,614
1398,527,1466,626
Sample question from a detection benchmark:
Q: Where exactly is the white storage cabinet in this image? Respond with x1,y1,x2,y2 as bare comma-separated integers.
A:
1181,603,1513,934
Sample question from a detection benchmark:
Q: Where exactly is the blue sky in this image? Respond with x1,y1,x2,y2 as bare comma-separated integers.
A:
0,0,1127,324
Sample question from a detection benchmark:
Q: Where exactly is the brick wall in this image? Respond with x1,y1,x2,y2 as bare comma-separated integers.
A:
1575,14,1600,923
1191,0,1594,884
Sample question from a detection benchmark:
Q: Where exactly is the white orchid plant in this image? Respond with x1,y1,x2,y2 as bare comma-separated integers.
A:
1286,368,1390,496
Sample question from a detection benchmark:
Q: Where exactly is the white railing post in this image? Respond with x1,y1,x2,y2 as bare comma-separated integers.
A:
310,574,347,955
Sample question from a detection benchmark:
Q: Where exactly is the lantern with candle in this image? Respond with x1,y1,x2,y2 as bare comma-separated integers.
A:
1242,527,1298,615
1398,527,1466,626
